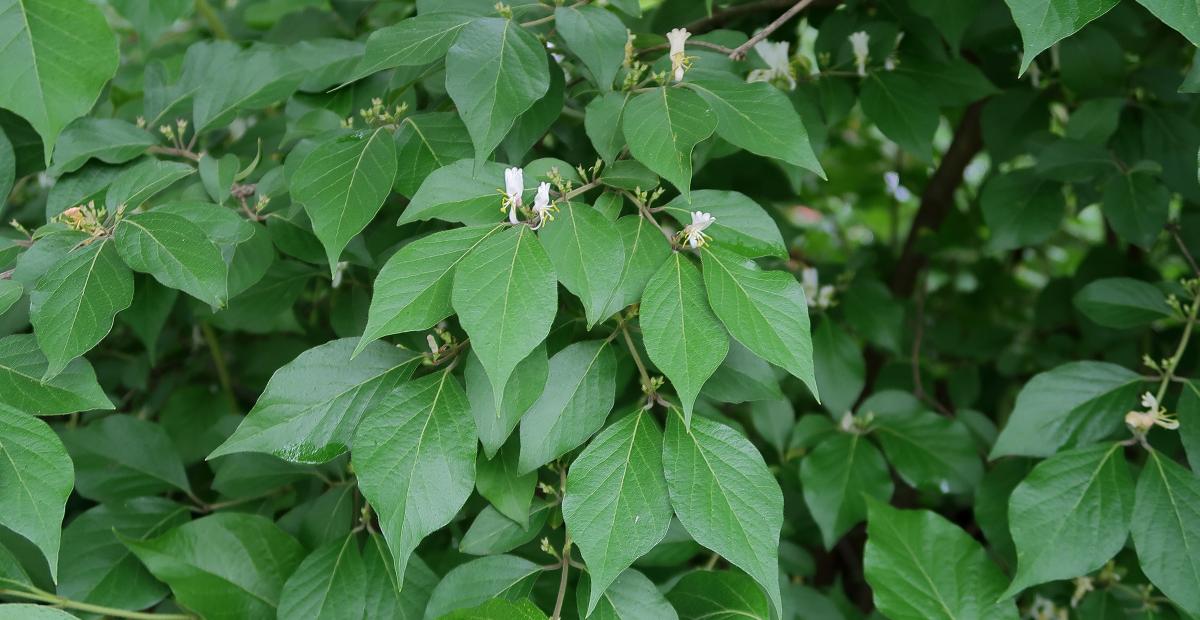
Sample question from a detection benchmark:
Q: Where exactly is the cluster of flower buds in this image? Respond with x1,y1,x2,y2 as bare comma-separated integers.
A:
56,201,112,238
160,118,189,149
359,98,407,127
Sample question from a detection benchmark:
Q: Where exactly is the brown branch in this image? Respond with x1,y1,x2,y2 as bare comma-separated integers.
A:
889,100,986,298
853,100,987,412
727,0,816,60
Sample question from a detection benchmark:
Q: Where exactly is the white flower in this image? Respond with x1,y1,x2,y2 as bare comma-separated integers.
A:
884,171,912,202
681,210,715,248
503,167,524,224
801,267,835,309
529,182,556,229
849,31,870,76
1125,390,1178,434
667,27,691,82
746,40,796,90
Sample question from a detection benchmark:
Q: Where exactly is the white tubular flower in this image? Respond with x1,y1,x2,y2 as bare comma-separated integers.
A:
884,171,912,201
747,40,796,90
681,210,714,248
529,182,556,229
503,167,524,224
667,27,691,82
849,31,870,76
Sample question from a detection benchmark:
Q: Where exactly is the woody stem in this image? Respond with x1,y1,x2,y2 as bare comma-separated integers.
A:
1155,288,1200,406
727,0,816,59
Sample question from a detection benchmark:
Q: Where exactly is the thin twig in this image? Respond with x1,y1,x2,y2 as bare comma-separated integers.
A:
0,588,195,619
1154,286,1200,406
1170,223,1200,278
621,323,652,394
727,0,816,59
193,0,228,39
148,145,202,162
910,279,952,416
638,40,737,56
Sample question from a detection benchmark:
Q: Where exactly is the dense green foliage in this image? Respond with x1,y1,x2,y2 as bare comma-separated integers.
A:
0,0,1198,618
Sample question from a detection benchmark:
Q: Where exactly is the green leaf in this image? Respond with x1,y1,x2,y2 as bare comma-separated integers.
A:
212,338,420,463
702,341,783,405
660,190,786,259
446,17,551,163
0,334,111,414
1002,443,1134,596
1101,171,1170,250
585,92,630,165
392,113,474,198
199,153,238,205
57,498,189,612
578,569,678,620
452,225,557,412
662,409,783,617
363,534,438,620
980,169,1065,251
109,0,192,47
292,128,398,272
801,432,893,549
0,126,13,202
30,239,133,378
864,501,1018,620
1134,0,1200,45
859,73,939,162
1073,277,1172,329
122,513,305,620
424,554,543,619
50,118,155,174
812,318,864,417
1180,382,1200,472
0,403,73,582
564,411,672,615
688,78,824,177
105,158,195,210
61,415,191,502
353,370,476,584
352,12,477,78
666,570,768,620
600,160,659,192
908,0,986,48
114,211,229,307
1131,449,1200,617
555,6,626,92
597,215,672,321
700,244,818,400
640,253,728,423
442,599,548,620
518,340,617,472
0,280,21,315
1003,0,1120,75
990,361,1145,458
399,160,514,226
0,0,119,163
460,502,550,556
278,536,367,620
359,225,504,353
0,605,79,620
189,42,304,133
872,403,983,494
476,440,537,524
539,202,625,328
622,87,716,198
468,347,548,459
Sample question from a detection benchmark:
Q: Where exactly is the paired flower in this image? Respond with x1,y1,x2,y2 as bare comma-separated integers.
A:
1125,392,1179,434
500,168,557,228
747,40,796,90
667,27,691,82
884,171,912,202
801,267,835,309
849,31,870,76
680,210,715,249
